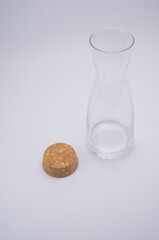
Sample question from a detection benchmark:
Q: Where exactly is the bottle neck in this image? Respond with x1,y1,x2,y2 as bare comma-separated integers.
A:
92,48,131,83
96,66,127,83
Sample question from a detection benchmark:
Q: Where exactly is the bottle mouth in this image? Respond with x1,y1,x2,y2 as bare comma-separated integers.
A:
89,28,135,53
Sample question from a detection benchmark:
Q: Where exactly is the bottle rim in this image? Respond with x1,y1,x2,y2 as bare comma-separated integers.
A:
89,28,135,53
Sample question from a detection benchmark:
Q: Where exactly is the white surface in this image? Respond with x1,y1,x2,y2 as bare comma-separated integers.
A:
0,0,159,239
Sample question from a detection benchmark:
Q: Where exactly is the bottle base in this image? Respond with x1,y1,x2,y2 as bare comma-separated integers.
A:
86,120,134,159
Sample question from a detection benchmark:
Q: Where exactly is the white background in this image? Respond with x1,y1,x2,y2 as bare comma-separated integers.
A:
0,0,159,239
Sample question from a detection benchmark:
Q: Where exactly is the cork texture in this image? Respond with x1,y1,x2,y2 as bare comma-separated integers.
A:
43,143,78,177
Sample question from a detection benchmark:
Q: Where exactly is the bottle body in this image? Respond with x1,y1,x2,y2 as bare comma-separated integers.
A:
86,29,135,159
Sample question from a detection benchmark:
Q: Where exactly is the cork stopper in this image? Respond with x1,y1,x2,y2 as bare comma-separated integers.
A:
43,143,78,177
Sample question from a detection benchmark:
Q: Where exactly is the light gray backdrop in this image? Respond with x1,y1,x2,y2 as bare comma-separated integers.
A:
0,0,159,239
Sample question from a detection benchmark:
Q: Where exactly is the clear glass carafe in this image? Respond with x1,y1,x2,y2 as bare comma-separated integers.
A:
86,28,135,159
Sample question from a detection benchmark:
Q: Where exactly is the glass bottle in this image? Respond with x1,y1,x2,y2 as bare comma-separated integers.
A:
86,28,135,159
